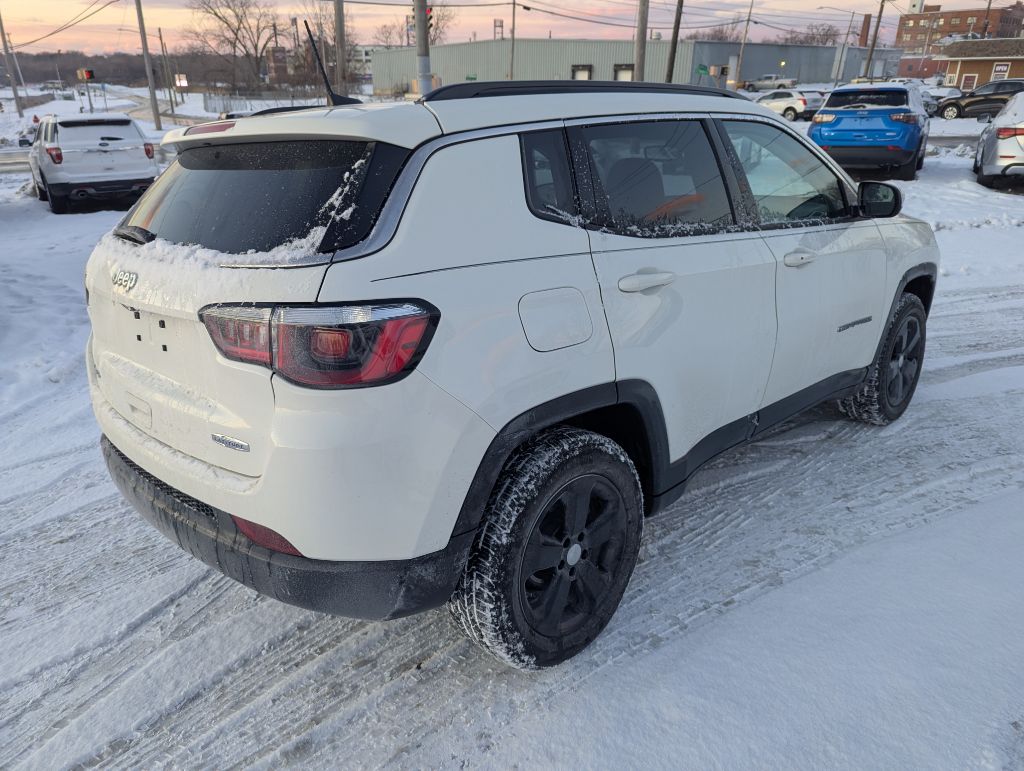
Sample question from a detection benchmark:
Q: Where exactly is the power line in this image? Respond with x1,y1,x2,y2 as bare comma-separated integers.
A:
13,0,123,50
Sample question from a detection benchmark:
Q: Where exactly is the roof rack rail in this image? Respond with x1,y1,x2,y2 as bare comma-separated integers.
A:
421,80,749,103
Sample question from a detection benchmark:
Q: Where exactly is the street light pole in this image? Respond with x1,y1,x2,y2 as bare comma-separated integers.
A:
414,0,431,95
863,0,886,79
665,0,685,83
820,6,858,88
0,8,24,118
334,0,348,95
735,0,755,90
633,0,650,81
134,0,162,130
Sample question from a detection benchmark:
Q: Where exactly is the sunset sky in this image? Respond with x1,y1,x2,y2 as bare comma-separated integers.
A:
2,0,924,55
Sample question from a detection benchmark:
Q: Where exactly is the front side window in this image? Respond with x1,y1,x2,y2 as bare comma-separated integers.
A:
579,120,733,237
521,130,577,223
721,121,847,225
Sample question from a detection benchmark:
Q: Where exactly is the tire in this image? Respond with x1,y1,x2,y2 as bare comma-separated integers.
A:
783,107,798,121
915,146,925,170
941,104,961,120
894,154,917,181
837,293,927,426
47,185,69,214
449,427,644,670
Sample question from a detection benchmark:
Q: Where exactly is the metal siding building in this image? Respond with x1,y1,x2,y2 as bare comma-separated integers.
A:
371,39,903,94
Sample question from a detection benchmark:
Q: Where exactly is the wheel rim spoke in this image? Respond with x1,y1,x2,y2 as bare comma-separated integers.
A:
523,537,564,573
562,477,596,535
574,562,611,613
537,573,572,635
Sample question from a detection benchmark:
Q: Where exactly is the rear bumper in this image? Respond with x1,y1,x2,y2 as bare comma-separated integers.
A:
982,162,1024,177
49,177,153,198
818,145,917,168
102,435,475,620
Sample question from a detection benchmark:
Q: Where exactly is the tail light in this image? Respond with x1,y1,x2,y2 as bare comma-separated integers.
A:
46,147,63,164
996,127,1024,139
231,515,302,556
199,301,438,389
144,142,154,159
890,112,919,124
812,113,836,123
800,98,807,107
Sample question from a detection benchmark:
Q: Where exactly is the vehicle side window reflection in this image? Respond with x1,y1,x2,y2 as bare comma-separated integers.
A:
722,120,848,225
520,130,578,224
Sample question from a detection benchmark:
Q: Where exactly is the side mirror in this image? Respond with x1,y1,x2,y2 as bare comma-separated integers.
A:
859,181,902,218
977,113,992,123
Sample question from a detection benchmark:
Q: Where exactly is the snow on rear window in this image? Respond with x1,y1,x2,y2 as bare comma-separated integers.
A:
825,90,908,108
123,140,370,257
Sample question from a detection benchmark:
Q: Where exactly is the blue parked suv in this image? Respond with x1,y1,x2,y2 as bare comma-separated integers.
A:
810,84,929,180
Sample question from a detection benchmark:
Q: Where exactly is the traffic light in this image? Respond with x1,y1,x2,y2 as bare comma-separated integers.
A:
77,68,95,81
426,5,433,31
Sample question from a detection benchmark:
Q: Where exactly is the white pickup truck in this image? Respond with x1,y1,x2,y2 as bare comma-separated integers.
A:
745,73,798,91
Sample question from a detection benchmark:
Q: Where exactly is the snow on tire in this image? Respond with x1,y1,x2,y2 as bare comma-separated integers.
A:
838,292,927,426
448,427,644,670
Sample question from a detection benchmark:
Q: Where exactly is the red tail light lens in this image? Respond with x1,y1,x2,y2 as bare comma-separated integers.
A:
199,301,438,389
231,515,302,556
46,147,63,164
996,127,1024,139
144,142,154,159
890,112,919,124
800,98,807,107
201,306,272,365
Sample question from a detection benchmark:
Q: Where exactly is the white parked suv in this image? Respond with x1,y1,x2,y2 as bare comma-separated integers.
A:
28,112,158,213
86,81,940,669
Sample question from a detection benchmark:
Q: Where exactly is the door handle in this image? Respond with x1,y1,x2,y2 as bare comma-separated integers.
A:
783,250,816,268
618,271,676,293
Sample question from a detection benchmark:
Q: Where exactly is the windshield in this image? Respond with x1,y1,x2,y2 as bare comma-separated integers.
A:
122,140,372,255
825,90,908,109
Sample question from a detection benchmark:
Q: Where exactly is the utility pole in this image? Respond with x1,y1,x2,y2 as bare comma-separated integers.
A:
0,9,23,117
7,34,26,89
414,0,431,95
980,0,994,37
633,0,649,81
863,0,886,80
510,0,517,79
158,28,176,115
665,0,684,83
134,0,162,130
334,0,348,96
735,0,754,90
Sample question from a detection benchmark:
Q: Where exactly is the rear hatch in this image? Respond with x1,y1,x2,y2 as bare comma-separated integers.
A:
55,117,155,179
799,91,824,111
813,89,920,146
86,138,382,476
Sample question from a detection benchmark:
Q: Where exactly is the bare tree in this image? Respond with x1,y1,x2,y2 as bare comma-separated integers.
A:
294,0,363,83
428,3,456,45
373,18,407,48
775,23,841,46
370,4,454,48
687,17,742,42
187,0,278,89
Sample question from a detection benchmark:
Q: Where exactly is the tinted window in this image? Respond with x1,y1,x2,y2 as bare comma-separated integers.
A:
995,81,1024,93
722,121,847,224
825,89,908,108
973,83,998,95
56,119,140,142
580,120,733,237
123,140,390,255
521,130,577,222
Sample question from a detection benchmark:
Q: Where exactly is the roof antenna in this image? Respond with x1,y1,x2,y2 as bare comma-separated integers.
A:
303,20,361,107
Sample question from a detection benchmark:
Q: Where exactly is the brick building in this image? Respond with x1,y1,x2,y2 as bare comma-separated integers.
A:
936,38,1024,89
897,2,1024,55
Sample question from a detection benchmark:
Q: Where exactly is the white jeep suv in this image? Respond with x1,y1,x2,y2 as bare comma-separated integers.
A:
86,82,939,669
29,112,158,213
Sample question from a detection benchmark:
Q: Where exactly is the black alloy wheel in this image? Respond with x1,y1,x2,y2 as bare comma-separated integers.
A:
884,314,923,409
520,474,627,638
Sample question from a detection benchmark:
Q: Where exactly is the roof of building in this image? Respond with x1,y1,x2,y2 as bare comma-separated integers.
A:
163,85,771,151
938,38,1024,59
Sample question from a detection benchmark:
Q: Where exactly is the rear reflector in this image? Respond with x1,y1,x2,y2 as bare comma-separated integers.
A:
185,121,236,136
997,127,1024,139
199,301,439,389
46,147,63,164
231,516,302,556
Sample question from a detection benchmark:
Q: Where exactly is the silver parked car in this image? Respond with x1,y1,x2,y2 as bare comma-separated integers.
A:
974,92,1024,188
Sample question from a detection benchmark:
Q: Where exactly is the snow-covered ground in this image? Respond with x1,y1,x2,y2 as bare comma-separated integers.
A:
1,146,1023,768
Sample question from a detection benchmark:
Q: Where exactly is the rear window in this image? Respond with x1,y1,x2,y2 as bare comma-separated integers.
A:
57,119,140,142
122,140,407,256
825,90,908,109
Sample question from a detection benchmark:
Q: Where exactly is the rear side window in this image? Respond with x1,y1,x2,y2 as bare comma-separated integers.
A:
579,119,733,237
521,130,577,223
825,90,908,108
122,140,407,255
721,121,848,224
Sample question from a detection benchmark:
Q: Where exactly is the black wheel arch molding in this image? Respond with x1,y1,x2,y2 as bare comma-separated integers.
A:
873,262,938,363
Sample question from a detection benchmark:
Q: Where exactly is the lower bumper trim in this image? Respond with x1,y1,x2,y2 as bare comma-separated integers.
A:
102,436,474,620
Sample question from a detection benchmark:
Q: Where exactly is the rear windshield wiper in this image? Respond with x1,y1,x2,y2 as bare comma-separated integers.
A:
114,224,156,245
